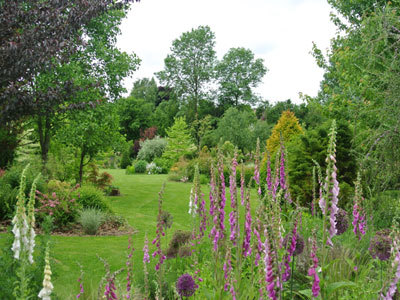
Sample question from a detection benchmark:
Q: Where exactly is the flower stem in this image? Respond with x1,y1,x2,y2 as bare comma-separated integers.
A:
290,256,295,299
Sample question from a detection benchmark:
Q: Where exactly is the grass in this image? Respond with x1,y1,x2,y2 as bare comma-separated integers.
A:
0,170,258,299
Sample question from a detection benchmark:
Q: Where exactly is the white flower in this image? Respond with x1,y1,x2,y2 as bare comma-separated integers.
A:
39,245,53,300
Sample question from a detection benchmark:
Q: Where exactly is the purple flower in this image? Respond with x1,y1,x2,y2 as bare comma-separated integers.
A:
143,235,150,264
266,152,272,191
264,236,277,300
382,234,400,299
242,189,252,257
229,154,239,245
369,229,392,261
308,231,320,298
176,274,198,297
335,208,349,235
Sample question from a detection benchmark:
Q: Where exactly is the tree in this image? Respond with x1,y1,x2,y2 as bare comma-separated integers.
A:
266,110,303,155
214,107,257,153
216,47,267,107
33,9,139,164
312,2,400,192
117,96,155,142
156,26,217,121
0,0,139,123
162,117,196,163
130,77,158,104
56,102,122,183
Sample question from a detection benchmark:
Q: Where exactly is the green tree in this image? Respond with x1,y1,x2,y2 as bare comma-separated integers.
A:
32,8,139,164
57,103,122,183
312,2,400,192
156,26,217,121
130,77,158,104
266,110,303,155
162,117,196,163
216,47,267,107
214,107,257,153
117,96,155,142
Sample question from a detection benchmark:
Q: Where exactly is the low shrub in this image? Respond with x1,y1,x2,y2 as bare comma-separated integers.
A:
153,157,171,174
78,208,104,235
146,162,163,174
72,185,111,212
86,163,113,190
134,160,148,174
126,165,135,175
168,158,190,182
120,148,132,169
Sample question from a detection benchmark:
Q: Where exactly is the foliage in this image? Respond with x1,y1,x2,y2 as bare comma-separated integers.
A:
86,163,114,190
214,107,257,153
162,117,196,164
0,0,139,123
120,147,132,169
78,209,105,235
129,77,158,104
134,160,148,174
156,25,217,120
125,165,135,175
286,120,357,207
72,185,110,212
117,96,155,142
0,125,19,168
36,186,81,230
56,102,123,183
266,110,303,155
216,47,267,107
146,162,163,175
0,163,46,221
153,158,172,174
137,137,168,162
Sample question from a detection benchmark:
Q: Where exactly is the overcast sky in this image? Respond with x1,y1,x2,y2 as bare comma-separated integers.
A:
117,0,337,104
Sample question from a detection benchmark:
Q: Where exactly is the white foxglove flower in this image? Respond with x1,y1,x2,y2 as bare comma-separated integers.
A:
39,245,53,300
188,188,197,216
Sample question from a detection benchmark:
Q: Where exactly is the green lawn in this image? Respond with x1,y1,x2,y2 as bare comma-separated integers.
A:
0,170,257,299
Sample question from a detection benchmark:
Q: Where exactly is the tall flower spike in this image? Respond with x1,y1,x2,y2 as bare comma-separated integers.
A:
311,166,316,216
229,151,239,245
152,184,166,271
242,181,252,257
11,164,30,260
382,229,400,299
38,243,53,300
352,172,366,240
76,264,84,299
143,234,150,299
27,173,40,264
254,138,261,195
240,162,245,205
308,230,320,298
325,120,339,246
264,230,277,300
126,237,134,299
266,151,272,191
209,163,217,217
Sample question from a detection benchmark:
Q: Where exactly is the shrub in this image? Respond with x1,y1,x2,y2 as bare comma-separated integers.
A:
86,163,113,190
168,158,190,182
36,185,81,230
120,148,132,169
153,157,172,174
126,165,135,175
0,163,46,221
72,185,110,212
137,137,168,162
134,160,148,174
146,162,163,174
78,208,104,235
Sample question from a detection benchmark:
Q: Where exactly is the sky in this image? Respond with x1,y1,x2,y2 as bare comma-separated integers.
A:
117,0,337,104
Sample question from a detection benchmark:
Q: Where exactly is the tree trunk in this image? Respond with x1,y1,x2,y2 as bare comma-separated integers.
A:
38,115,51,163
78,148,86,184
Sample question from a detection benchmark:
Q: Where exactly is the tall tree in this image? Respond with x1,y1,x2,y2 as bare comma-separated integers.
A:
156,25,217,121
32,8,139,163
0,0,139,123
216,47,267,107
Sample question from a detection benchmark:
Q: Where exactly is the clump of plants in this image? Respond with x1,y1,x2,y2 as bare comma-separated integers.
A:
78,208,105,235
